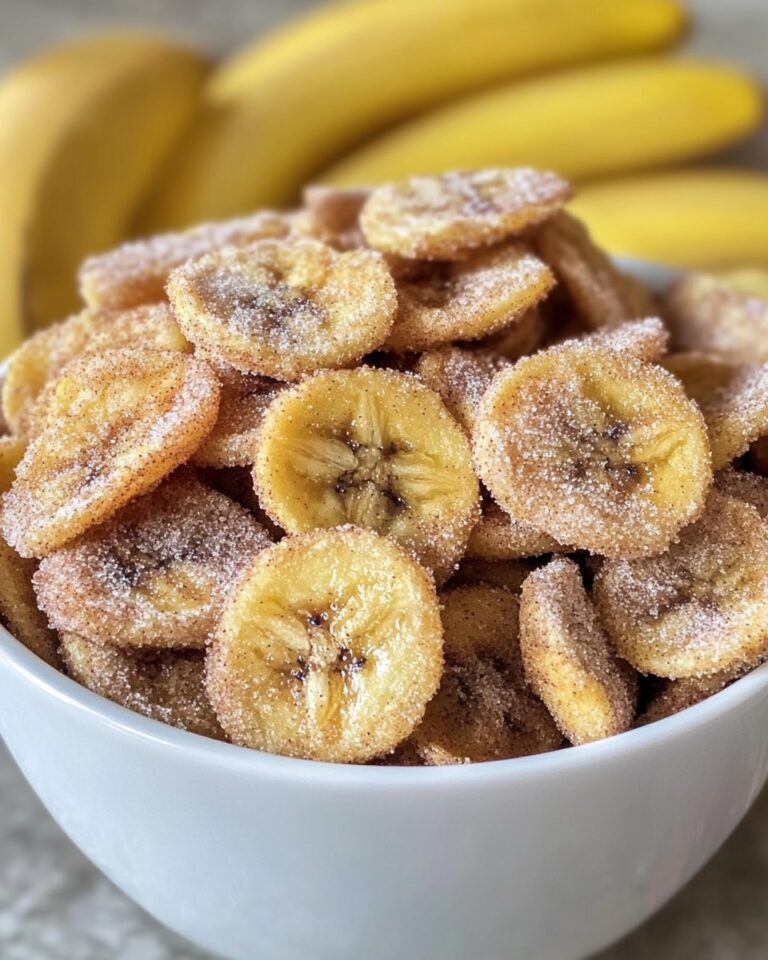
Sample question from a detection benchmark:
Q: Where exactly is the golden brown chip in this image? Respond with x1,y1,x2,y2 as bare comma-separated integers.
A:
361,168,570,260
664,272,768,364
0,436,25,493
415,345,509,432
475,306,545,361
2,349,220,558
697,363,768,469
467,499,566,560
384,243,554,352
34,477,270,650
595,492,768,678
714,465,768,519
535,211,657,329
636,669,741,726
577,316,669,362
473,343,712,558
301,185,370,250
0,537,60,668
519,557,636,744
60,633,225,739
411,584,562,764
192,369,285,468
167,238,397,381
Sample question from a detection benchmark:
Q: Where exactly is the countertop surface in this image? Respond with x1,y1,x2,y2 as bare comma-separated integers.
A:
1,1,767,958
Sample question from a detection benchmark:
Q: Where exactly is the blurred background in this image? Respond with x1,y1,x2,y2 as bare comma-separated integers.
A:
0,1,767,958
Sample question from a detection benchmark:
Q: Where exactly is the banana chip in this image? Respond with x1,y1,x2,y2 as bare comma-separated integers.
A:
535,211,657,329
474,343,711,558
2,349,220,557
60,633,225,739
415,345,509,433
595,492,768,678
35,477,270,649
207,527,443,763
412,585,562,764
385,243,554,352
714,465,768,519
467,499,565,561
664,272,768,365
451,558,536,593
79,211,293,311
301,185,370,251
520,557,636,744
361,168,570,260
254,367,480,580
0,537,60,669
193,369,285,468
168,238,397,381
577,316,669,362
2,303,189,438
636,670,739,726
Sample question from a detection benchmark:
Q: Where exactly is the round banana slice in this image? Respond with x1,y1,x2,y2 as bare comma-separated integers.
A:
535,211,657,329
254,367,480,579
578,316,670,363
192,369,285,468
636,669,739,727
360,168,570,260
200,465,283,539
79,210,293,311
167,238,397,381
34,477,270,650
384,243,554,352
1,349,220,558
2,303,189,438
60,633,225,740
0,536,60,669
301,185,370,251
519,557,636,745
595,492,768,678
451,558,536,594
662,351,742,404
207,527,444,763
664,272,768,364
415,345,509,433
467,499,565,561
715,466,768,519
0,436,25,493
473,343,712,558
411,585,562,764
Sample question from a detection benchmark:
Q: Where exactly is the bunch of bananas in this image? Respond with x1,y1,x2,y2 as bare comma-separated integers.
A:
0,0,766,352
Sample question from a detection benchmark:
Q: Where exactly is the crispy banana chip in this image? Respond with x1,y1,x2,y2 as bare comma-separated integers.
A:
535,212,657,329
2,303,189,438
360,168,570,260
636,669,740,726
664,272,768,364
167,238,397,381
0,536,60,668
473,343,712,558
301,185,370,251
467,499,565,561
595,492,768,678
415,345,509,433
79,211,292,311
254,367,479,580
662,351,742,404
193,369,285,468
411,585,562,764
207,527,443,763
60,633,225,739
450,558,536,593
714,466,768,519
35,477,270,649
385,243,554,352
2,349,220,558
697,363,768,470
519,557,636,744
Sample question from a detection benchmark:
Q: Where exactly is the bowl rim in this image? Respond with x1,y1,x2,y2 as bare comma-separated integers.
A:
3,623,768,788
3,255,768,789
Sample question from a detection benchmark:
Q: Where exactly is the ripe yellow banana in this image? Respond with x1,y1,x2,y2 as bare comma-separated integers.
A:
0,31,208,352
569,169,768,268
137,0,685,230
323,58,763,187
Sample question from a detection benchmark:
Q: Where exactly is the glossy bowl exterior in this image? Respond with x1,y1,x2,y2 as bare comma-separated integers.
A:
2,626,768,960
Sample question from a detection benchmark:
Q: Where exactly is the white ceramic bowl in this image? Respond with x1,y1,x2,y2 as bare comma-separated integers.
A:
3,259,768,960
2,626,768,960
